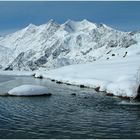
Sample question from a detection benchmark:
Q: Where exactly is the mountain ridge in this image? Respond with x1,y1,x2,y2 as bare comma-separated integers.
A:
0,19,139,71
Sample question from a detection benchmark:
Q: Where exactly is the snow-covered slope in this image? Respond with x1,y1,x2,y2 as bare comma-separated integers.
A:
0,19,139,71
35,55,140,98
0,45,14,69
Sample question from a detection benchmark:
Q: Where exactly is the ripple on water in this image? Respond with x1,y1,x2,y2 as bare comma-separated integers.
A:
118,100,140,105
0,76,140,138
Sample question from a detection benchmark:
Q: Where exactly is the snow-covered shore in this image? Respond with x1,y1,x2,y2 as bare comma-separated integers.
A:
0,55,139,98
35,55,140,99
0,70,35,76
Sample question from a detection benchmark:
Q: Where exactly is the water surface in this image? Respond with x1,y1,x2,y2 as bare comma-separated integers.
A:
0,75,140,139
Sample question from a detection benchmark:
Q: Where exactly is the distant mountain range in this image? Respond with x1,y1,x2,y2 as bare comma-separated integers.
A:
0,19,139,71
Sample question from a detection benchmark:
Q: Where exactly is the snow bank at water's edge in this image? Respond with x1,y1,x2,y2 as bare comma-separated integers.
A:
0,55,139,98
35,56,140,98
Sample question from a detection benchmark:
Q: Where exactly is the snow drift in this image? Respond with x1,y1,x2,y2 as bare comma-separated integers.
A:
35,55,140,98
8,85,49,96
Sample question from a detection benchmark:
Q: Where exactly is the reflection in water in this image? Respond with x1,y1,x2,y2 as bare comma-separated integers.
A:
0,75,140,138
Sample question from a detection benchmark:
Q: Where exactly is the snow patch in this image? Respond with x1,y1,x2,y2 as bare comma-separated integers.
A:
8,85,49,96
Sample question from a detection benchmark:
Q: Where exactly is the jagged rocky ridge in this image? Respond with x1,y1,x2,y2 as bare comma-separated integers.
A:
0,19,139,71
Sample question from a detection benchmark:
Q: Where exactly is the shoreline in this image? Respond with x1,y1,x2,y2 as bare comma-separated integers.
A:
35,76,132,100
0,73,131,100
0,56,140,100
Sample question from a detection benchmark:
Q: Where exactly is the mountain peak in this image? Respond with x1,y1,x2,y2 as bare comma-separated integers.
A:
64,19,92,26
64,19,77,26
62,19,98,32
26,23,37,29
0,19,137,71
61,20,78,32
97,23,112,30
81,19,92,24
21,23,37,35
48,19,56,24
46,19,60,27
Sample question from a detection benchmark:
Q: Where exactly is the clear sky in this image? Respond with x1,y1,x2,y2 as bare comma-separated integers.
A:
0,1,140,35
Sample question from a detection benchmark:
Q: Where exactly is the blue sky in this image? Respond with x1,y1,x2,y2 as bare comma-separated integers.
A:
0,1,140,35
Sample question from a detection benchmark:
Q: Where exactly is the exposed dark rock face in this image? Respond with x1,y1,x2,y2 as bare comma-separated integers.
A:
138,85,140,94
34,56,48,66
136,85,140,100
123,52,128,57
94,87,100,92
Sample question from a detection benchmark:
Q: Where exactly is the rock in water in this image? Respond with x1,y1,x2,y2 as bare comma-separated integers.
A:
8,85,49,96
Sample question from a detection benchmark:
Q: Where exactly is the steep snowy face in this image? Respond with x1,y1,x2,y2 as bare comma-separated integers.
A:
61,19,97,32
0,45,14,69
0,20,60,53
131,30,140,41
0,19,138,71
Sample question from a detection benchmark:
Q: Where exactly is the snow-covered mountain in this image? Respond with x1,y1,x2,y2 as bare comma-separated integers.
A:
0,19,139,71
